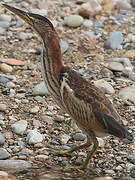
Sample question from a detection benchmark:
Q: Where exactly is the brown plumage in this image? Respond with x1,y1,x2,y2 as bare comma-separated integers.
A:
3,4,133,172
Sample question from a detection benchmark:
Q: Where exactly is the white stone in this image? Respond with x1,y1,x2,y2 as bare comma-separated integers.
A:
94,79,115,94
11,120,27,135
27,129,44,144
0,104,7,112
66,15,83,27
119,86,135,103
33,81,49,96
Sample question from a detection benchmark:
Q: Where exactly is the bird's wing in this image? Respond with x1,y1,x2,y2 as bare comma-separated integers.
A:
59,66,129,139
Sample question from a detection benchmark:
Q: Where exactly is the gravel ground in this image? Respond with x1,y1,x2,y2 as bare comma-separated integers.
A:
0,0,135,179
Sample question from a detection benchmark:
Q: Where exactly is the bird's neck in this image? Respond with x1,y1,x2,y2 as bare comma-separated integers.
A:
41,31,64,98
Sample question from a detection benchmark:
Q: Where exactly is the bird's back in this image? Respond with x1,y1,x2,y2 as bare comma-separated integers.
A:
59,66,133,141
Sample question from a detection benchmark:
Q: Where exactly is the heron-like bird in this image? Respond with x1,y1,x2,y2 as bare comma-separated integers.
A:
3,4,133,172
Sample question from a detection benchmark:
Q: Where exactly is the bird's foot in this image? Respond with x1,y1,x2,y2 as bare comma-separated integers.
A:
47,145,83,157
63,164,97,174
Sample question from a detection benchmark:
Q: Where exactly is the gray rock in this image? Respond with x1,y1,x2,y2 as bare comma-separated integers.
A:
27,129,44,144
60,134,71,145
0,148,10,160
108,62,124,72
119,86,135,103
16,19,25,27
94,177,113,180
0,27,6,35
30,106,40,114
127,155,135,164
104,31,123,49
60,41,69,54
6,82,16,88
83,20,93,28
11,120,27,135
0,21,10,28
0,160,31,172
31,9,48,16
0,14,11,22
18,32,33,40
116,0,131,10
33,81,49,96
66,15,83,27
0,77,10,83
73,133,86,141
0,132,5,145
94,79,115,94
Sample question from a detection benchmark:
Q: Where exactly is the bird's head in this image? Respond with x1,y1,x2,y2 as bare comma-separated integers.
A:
3,4,54,39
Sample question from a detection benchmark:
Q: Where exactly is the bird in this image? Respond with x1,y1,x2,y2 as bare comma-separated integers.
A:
3,4,133,173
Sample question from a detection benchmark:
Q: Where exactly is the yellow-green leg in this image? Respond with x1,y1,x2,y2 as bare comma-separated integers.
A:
64,135,99,174
47,136,92,157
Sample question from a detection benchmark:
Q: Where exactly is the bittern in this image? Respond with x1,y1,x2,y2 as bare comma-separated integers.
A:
3,4,133,172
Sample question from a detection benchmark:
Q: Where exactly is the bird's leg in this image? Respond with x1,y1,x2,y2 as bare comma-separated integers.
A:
64,134,99,174
47,136,92,157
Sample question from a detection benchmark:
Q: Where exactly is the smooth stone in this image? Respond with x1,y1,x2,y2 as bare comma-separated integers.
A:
94,79,115,94
83,20,93,28
107,58,132,68
94,177,113,180
35,155,49,161
107,62,124,72
66,15,83,27
30,106,40,114
127,155,135,164
0,14,11,22
73,133,86,141
0,148,10,160
31,9,48,16
104,31,123,49
60,41,69,54
0,132,5,145
0,104,7,112
119,86,135,103
127,34,135,43
0,27,6,35
116,0,131,10
0,160,31,172
27,129,44,144
0,21,10,28
0,77,10,83
6,82,16,88
11,120,27,135
0,63,13,73
60,134,71,145
33,81,49,96
18,32,33,40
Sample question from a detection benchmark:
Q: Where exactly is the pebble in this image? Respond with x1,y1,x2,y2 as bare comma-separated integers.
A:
6,82,16,88
33,119,41,127
16,19,25,27
0,63,13,73
0,148,10,160
0,160,31,172
104,31,123,49
18,32,33,40
60,40,69,54
0,27,6,35
83,20,93,28
41,115,53,125
11,120,27,135
0,77,10,83
32,81,49,96
73,132,86,141
115,165,123,171
35,155,49,161
60,134,71,145
0,104,7,112
127,155,135,164
66,15,83,27
0,132,5,145
94,79,115,94
94,177,113,180
107,57,132,68
54,115,64,122
31,9,48,16
27,129,44,144
0,14,11,22
127,33,135,43
0,21,10,29
107,62,124,72
0,171,18,180
30,106,40,114
119,86,135,104
105,169,115,174
116,0,131,10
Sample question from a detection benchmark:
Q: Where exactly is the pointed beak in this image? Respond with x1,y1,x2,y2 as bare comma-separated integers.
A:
3,4,34,25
